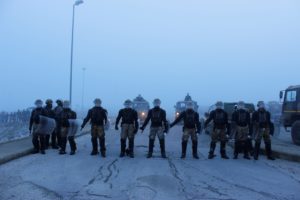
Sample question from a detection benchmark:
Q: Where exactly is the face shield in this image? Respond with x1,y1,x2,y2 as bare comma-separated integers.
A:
186,102,194,110
63,101,70,109
237,101,245,110
35,100,43,108
215,101,224,109
124,100,133,108
94,98,102,107
153,99,161,107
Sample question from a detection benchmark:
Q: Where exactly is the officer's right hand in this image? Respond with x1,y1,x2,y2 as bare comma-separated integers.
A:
115,125,119,131
29,128,32,135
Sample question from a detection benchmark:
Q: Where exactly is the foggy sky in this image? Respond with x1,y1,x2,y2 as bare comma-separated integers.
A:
0,0,299,115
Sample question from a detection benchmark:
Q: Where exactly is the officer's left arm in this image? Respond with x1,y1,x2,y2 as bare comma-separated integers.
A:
103,109,108,125
134,111,139,133
195,113,201,133
225,112,230,135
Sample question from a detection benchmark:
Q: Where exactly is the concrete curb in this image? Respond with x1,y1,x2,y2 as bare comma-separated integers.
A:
0,131,90,166
228,142,300,163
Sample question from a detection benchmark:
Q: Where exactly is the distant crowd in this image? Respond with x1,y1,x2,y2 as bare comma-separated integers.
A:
0,110,31,126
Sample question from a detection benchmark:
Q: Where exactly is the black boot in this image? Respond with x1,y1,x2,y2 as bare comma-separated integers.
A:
159,139,167,158
265,142,275,160
254,142,261,160
100,138,106,157
59,137,67,154
32,135,39,153
220,142,229,159
51,132,58,149
91,137,98,155
243,141,251,160
233,141,240,159
147,139,154,158
68,136,76,155
45,134,50,149
181,141,187,159
39,135,46,154
128,138,135,158
208,142,216,159
120,139,126,157
192,141,199,159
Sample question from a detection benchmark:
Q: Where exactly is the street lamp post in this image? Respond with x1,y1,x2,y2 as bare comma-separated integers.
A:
69,0,83,105
81,67,86,111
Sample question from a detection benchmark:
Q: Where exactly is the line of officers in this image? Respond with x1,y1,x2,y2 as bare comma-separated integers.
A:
29,98,275,161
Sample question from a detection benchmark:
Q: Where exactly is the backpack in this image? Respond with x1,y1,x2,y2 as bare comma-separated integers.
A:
185,110,196,126
122,109,134,122
91,108,104,124
214,110,225,124
151,109,161,123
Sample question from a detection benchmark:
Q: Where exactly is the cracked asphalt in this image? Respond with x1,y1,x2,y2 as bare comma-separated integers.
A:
0,126,299,200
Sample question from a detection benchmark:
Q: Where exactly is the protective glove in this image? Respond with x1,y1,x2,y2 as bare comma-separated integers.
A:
115,125,119,131
29,128,32,135
134,128,138,134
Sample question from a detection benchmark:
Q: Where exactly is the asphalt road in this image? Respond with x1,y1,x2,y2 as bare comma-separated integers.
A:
0,126,299,200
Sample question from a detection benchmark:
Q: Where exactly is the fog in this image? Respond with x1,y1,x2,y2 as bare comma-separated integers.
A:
0,0,299,115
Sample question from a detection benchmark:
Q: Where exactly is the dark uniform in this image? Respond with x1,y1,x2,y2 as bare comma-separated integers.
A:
205,108,229,159
29,107,47,154
140,106,169,158
252,107,275,160
44,102,56,149
58,107,77,155
53,100,63,148
81,106,108,157
231,108,251,159
115,107,139,158
170,108,201,159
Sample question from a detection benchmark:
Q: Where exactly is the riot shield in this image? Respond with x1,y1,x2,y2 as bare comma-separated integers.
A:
35,116,56,135
68,119,83,136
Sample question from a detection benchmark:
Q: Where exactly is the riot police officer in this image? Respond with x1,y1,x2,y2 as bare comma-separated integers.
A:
54,99,63,148
115,100,139,158
252,101,275,160
140,99,169,158
231,101,251,159
81,98,108,157
44,99,56,149
29,99,47,154
58,101,77,155
204,101,230,159
170,101,201,159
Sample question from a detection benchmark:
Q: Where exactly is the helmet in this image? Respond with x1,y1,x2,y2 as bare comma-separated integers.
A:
63,100,70,109
215,101,224,109
94,98,102,107
237,101,245,109
186,101,194,110
257,101,265,109
56,99,63,106
34,99,43,108
46,99,53,105
153,98,161,107
124,99,132,108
